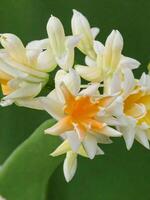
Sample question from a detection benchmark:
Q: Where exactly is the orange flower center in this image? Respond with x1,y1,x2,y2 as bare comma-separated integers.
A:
124,90,150,124
59,83,112,139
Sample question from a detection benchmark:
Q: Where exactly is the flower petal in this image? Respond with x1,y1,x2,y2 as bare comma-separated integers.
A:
82,134,98,159
63,151,77,182
51,140,71,157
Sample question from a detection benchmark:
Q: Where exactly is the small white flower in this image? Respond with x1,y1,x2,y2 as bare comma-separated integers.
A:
40,69,122,181
108,70,150,150
0,34,54,108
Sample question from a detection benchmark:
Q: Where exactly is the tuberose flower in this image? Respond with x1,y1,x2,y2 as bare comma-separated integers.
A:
0,34,54,107
40,69,121,181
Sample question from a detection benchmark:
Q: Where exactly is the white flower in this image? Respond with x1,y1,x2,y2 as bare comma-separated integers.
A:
75,30,140,94
40,69,121,181
71,10,99,59
107,70,150,150
0,34,54,108
47,15,80,71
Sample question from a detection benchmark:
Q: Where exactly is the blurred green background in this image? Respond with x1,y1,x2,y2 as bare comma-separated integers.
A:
0,0,150,199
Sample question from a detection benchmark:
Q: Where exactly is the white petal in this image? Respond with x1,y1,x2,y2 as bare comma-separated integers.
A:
66,131,81,152
93,40,104,55
63,151,77,182
99,126,122,137
85,56,96,67
26,39,49,66
91,27,100,39
122,68,135,96
16,98,43,110
82,134,97,159
3,83,42,100
65,35,81,49
47,15,65,57
0,33,27,63
0,56,28,79
109,71,122,94
37,49,57,72
51,140,71,157
40,90,64,120
75,65,101,82
79,83,100,96
96,135,113,144
96,146,104,155
119,56,140,69
0,52,48,79
71,10,95,59
135,130,149,149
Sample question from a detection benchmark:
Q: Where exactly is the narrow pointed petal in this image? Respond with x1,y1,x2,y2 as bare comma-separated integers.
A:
66,131,81,152
122,127,135,150
99,126,122,137
45,117,72,135
63,151,77,182
83,134,97,159
135,130,150,149
96,146,104,155
51,140,71,157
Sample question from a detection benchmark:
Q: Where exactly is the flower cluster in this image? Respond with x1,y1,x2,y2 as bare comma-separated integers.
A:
0,10,150,182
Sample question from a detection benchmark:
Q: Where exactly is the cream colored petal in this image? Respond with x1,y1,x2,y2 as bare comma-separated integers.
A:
63,151,77,182
66,131,81,152
79,83,100,96
47,15,65,57
119,56,140,69
55,69,81,103
96,146,104,155
45,117,72,135
91,27,100,39
3,83,42,100
122,68,135,96
71,9,96,59
93,40,104,55
135,130,149,149
75,65,101,82
0,56,28,79
39,94,64,120
85,56,96,67
26,39,50,66
82,134,98,159
0,33,27,63
16,98,43,110
37,49,57,72
99,126,122,137
0,52,48,79
51,140,71,157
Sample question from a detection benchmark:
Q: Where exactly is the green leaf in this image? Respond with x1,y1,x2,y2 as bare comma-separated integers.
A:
0,119,63,200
